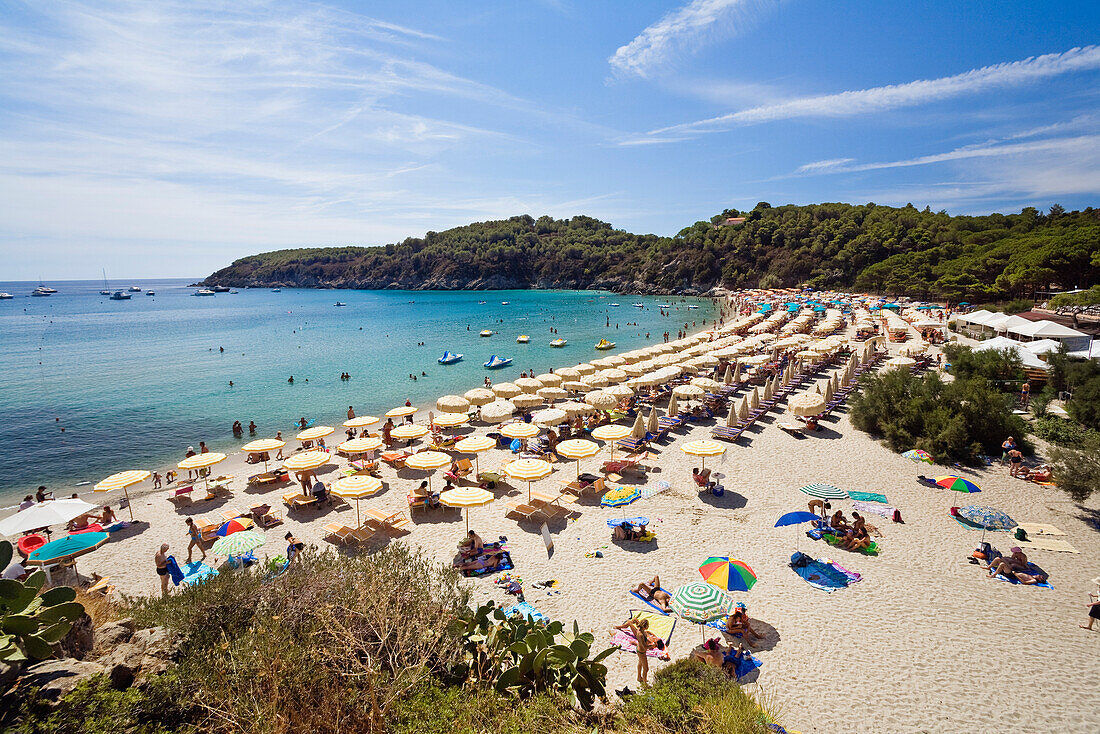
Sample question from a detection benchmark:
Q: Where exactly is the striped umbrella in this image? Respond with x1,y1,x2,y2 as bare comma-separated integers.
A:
406,451,451,493
455,436,496,475
178,453,227,494
500,422,540,440
343,415,379,428
681,439,725,471
432,413,468,429
957,505,1016,543
503,458,552,501
601,485,641,507
338,437,383,454
241,439,285,471
386,406,417,418
592,424,631,461
440,486,494,533
296,426,334,443
556,439,600,479
698,556,758,592
94,469,149,521
671,582,734,640
216,517,253,537
934,475,981,494
391,424,429,441
902,449,933,464
282,450,329,472
798,483,848,500
211,529,265,558
331,475,384,526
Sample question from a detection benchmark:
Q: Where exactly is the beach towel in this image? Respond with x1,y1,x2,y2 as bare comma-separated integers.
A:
612,611,675,660
180,561,218,585
630,590,670,615
639,480,671,500
848,490,888,504
164,556,185,586
790,552,861,592
852,500,896,519
823,534,879,555
725,649,762,679
990,563,1053,588
1016,523,1067,536
1014,537,1079,554
505,601,548,623
460,551,513,578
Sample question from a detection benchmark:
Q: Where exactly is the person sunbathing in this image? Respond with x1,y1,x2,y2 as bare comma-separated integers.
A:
721,642,753,677
67,512,97,531
843,521,871,551
453,554,502,572
613,521,646,541
829,510,849,533
725,603,761,641
632,575,672,612
694,638,725,669
98,506,117,525
986,548,1028,577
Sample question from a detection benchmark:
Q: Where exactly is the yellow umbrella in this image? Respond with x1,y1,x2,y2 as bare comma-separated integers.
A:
592,424,631,461
406,450,451,492
556,438,599,479
436,395,471,413
455,435,496,474
296,425,334,442
386,405,418,418
392,424,430,444
681,439,725,471
338,436,383,454
330,475,384,526
343,416,379,428
282,450,329,472
500,422,539,440
503,458,553,501
432,412,469,429
241,438,285,453
439,486,494,533
178,452,227,494
94,469,148,521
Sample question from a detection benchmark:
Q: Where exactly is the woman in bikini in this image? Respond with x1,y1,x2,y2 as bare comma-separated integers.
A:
613,617,652,686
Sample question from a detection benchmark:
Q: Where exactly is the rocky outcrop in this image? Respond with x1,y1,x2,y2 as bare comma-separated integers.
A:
93,623,179,689
15,659,105,703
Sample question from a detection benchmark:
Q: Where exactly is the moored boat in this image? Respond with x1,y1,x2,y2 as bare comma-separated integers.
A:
0,293,13,299
550,338,567,347
516,335,530,343
212,286,230,292
484,355,512,369
438,351,463,365
193,289,215,296
128,286,142,292
594,339,615,350
334,302,347,307
145,290,155,296
109,291,131,300
479,329,493,337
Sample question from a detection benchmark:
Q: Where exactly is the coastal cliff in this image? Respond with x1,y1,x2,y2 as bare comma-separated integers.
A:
205,204,1100,300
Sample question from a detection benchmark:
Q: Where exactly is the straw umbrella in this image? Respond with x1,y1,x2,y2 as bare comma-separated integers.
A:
581,373,609,388
585,390,618,410
537,386,568,402
732,362,742,383
436,395,471,413
500,422,539,440
481,400,516,423
343,415,379,429
488,383,520,400
592,424,631,460
391,424,429,443
503,458,552,501
515,377,542,394
535,373,562,387
787,392,826,417
885,356,916,370
93,470,148,521
738,397,749,422
405,451,451,493
647,408,660,435
749,387,760,411
682,440,725,471
330,476,383,527
601,368,628,383
725,402,738,427
533,408,568,426
667,392,679,417
440,486,495,533
557,439,599,479
722,363,734,384
178,452,227,495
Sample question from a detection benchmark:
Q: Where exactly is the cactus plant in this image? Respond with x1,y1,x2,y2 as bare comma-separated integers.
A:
452,601,614,710
0,540,85,662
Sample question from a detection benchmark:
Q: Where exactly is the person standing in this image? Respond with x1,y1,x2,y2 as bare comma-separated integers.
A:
153,471,162,489
1020,381,1031,409
35,486,51,503
347,405,355,421
1082,582,1100,630
199,441,208,454
155,544,170,597
185,518,206,563
1001,436,1016,464
1007,448,1024,478
184,446,196,479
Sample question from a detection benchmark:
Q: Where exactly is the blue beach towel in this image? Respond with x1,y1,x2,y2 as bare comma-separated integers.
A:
790,552,861,592
180,561,218,586
164,556,185,586
510,438,523,453
990,563,1052,589
505,601,548,623
725,650,762,679
630,590,670,614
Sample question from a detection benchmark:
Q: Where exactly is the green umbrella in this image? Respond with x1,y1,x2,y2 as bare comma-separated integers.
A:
211,530,266,557
798,483,848,500
671,581,733,641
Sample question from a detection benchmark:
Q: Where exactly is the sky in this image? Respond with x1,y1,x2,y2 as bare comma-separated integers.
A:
1,0,1099,279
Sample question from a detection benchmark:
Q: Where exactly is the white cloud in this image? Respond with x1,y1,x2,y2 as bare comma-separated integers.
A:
646,45,1100,137
609,0,779,79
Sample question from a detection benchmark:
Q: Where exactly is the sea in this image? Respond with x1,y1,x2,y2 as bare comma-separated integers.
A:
0,280,718,505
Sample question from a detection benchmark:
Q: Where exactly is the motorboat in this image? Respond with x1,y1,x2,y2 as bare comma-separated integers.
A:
610,303,620,307
145,290,155,296
438,351,463,365
594,339,615,350
0,293,13,299
128,286,142,292
193,289,215,296
109,291,131,300
632,303,644,308
479,329,493,337
550,338,567,347
688,304,699,309
30,288,51,297
501,301,510,305
271,288,281,292
658,304,671,308
484,355,512,369
212,286,230,292
516,335,530,343
334,302,347,307
36,284,57,293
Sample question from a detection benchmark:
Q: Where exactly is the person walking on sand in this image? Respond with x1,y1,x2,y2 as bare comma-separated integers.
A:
155,544,170,597
1083,581,1100,630
184,446,196,479
185,518,206,563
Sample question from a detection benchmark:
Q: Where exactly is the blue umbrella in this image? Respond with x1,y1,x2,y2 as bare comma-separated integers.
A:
27,532,110,576
774,511,820,527
957,505,1016,543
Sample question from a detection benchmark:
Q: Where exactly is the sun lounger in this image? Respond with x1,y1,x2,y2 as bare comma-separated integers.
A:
219,508,245,522
247,470,289,487
324,523,356,545
616,437,647,454
192,515,220,542
248,503,282,527
345,460,378,476
282,492,319,510
380,451,413,468
363,508,410,533
711,425,744,442
168,485,194,504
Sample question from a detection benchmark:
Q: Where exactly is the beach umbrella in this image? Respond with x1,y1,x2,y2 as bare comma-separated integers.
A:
216,517,254,537
391,424,429,442
331,475,384,526
593,423,632,460
0,499,100,538
503,458,552,501
555,367,581,380
454,436,495,474
799,483,848,501
296,426,335,443
26,531,109,574
464,387,499,404
242,438,285,471
667,392,679,417
725,401,739,428
957,505,1017,543
585,390,618,410
343,416,379,428
535,373,562,387
774,509,820,551
822,380,834,403
762,379,774,402
934,475,981,494
515,377,542,393
560,401,594,417
557,439,600,479
737,397,749,422
211,529,265,558
647,408,659,435
691,377,721,391
386,406,418,418
601,484,641,507
722,364,734,384
673,384,706,399
732,362,742,383
671,582,734,640
432,413,468,429
630,414,646,441
581,373,610,388
406,451,451,493
573,363,596,375
600,368,628,383
563,380,593,393
787,392,825,417
440,487,494,533
682,439,725,471
282,450,329,472
698,556,758,592
94,469,148,521
749,388,760,411
436,395,471,413
500,422,540,440
536,386,568,402
510,393,544,409
339,437,383,454
902,449,933,464
480,400,516,423
605,384,634,398
884,356,916,370
178,452,227,494
533,408,568,426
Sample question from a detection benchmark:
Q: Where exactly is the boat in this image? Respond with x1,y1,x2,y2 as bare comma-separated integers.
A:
478,300,486,304
36,284,57,293
100,269,112,295
109,290,131,300
610,303,620,307
479,329,493,337
550,338,567,347
632,303,644,308
334,302,347,307
688,304,699,310
658,304,671,308
484,355,512,369
145,290,155,296
595,339,615,350
516,335,530,343
128,286,141,292
230,290,239,294
212,286,230,293
30,288,51,297
193,289,215,296
438,351,463,365
0,293,13,299
271,288,281,292
501,301,510,305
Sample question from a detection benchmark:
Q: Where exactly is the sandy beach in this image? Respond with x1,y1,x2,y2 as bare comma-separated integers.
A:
5,319,1099,734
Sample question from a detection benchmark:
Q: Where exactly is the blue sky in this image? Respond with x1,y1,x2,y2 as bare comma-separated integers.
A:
2,0,1099,279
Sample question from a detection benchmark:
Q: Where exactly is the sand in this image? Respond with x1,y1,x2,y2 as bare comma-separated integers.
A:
5,321,1099,733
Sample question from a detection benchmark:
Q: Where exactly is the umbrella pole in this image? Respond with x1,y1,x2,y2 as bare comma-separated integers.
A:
465,508,470,534
356,498,361,528
123,486,134,522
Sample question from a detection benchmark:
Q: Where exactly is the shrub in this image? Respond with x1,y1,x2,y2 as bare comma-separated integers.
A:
1049,435,1100,501
1066,377,1100,431
1030,416,1100,447
942,344,1024,389
623,657,769,733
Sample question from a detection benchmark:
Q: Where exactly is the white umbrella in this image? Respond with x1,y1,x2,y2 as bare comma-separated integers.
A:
465,388,497,405
585,390,619,410
535,373,563,387
673,384,705,399
604,384,634,398
481,400,516,423
533,408,568,426
536,386,568,402
555,367,581,380
515,377,542,393
510,393,544,409
563,381,592,393
490,383,522,399
436,395,471,413
560,401,594,417
667,392,679,417
0,499,100,537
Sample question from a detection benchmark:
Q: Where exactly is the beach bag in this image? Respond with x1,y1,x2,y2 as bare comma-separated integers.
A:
1015,528,1028,542
711,485,725,497
892,509,904,523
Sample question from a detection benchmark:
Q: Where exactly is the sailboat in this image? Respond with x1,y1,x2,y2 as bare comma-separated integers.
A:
100,269,112,296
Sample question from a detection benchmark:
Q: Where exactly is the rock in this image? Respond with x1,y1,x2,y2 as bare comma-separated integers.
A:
94,626,179,689
17,659,104,702
59,613,95,660
94,618,136,650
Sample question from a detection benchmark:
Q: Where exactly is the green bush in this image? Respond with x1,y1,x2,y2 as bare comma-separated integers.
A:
1049,435,1100,501
942,344,1024,389
388,682,583,734
1030,416,1100,446
623,657,768,733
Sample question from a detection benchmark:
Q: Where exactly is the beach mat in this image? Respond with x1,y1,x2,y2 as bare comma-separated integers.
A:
460,551,513,577
990,563,1053,589
852,500,895,519
823,534,879,555
631,590,670,615
848,490,887,504
611,611,675,660
1016,523,1066,536
505,601,548,623
1015,537,1078,553
729,651,762,680
791,553,861,592
180,561,217,586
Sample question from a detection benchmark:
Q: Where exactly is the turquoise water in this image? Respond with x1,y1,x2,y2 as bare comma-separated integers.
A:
0,280,718,502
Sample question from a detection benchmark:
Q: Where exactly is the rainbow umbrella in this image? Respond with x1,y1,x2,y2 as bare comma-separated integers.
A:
698,556,758,592
601,485,641,507
902,449,933,464
216,517,254,537
934,475,981,494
